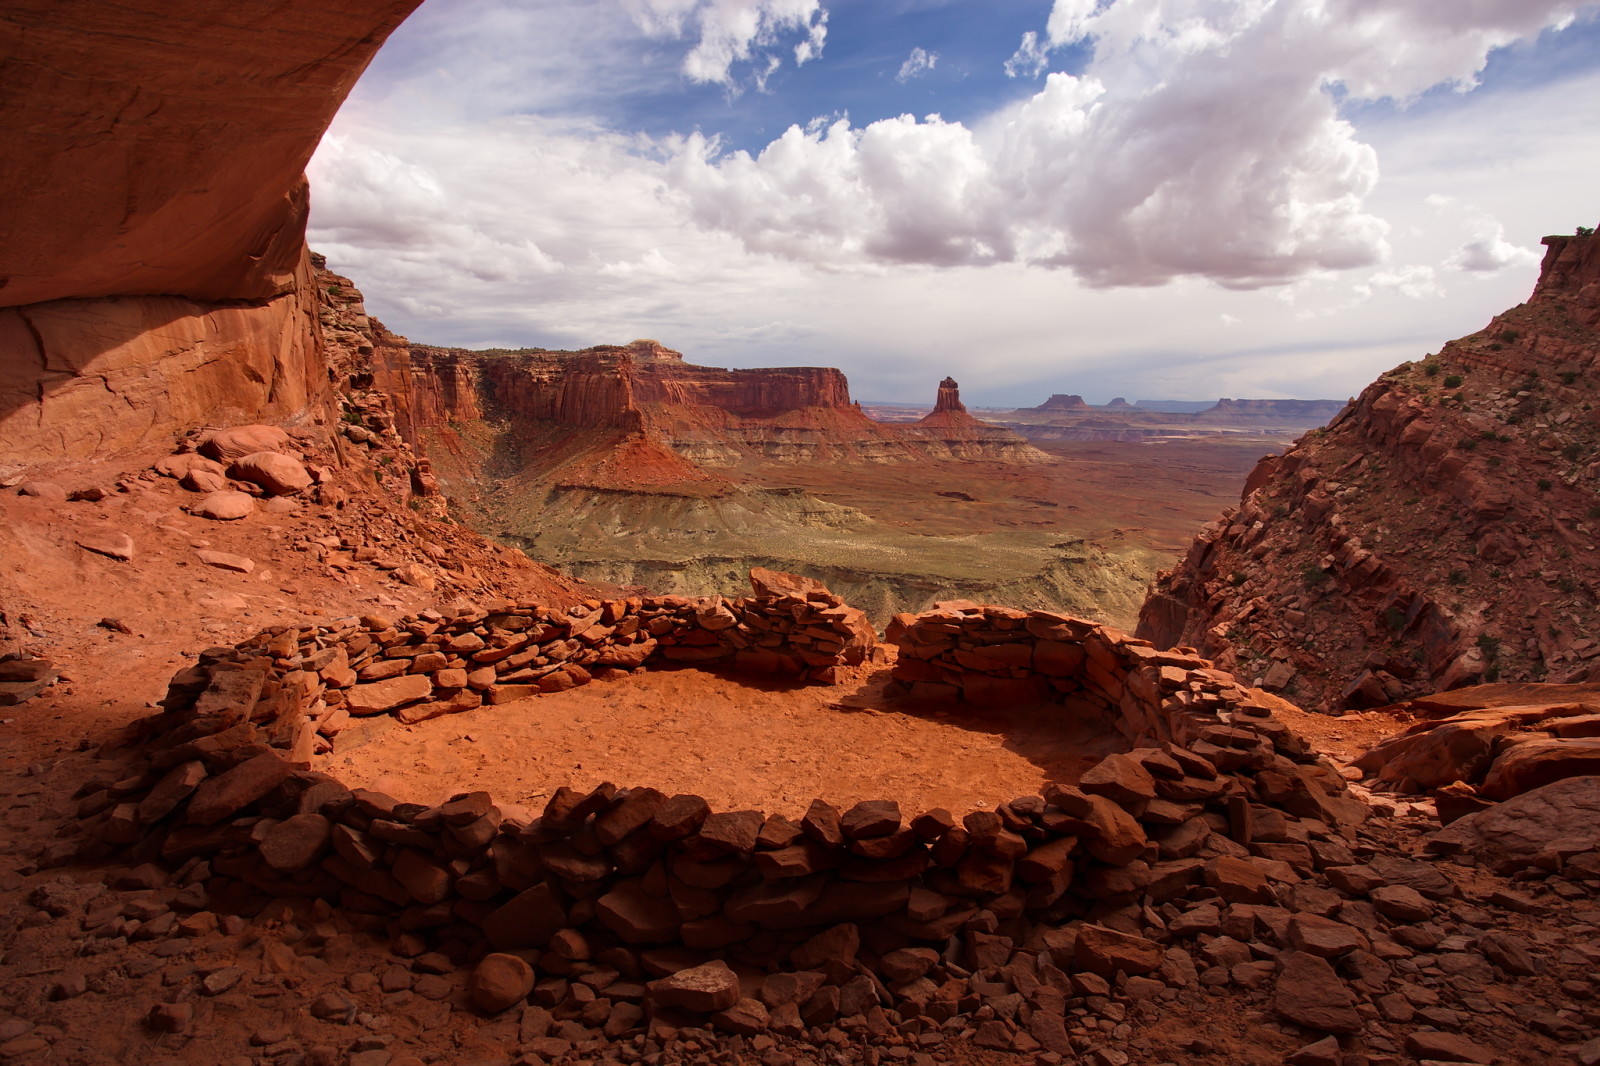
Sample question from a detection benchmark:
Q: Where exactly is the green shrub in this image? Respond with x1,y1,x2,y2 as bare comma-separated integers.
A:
1302,563,1328,588
1538,478,1553,491
1444,374,1463,388
1502,330,1521,343
1561,370,1580,385
1423,362,1440,377
1580,226,1596,237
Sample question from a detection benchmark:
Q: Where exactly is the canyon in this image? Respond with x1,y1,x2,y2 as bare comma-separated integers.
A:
313,260,1272,624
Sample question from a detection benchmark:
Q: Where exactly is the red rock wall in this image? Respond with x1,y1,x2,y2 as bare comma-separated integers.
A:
0,0,420,307
0,253,329,466
1534,233,1600,326
1137,231,1600,711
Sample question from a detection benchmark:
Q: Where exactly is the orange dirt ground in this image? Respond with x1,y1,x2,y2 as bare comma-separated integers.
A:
328,661,1131,820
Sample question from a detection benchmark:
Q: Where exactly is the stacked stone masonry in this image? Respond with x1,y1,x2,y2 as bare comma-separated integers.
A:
80,583,1370,1039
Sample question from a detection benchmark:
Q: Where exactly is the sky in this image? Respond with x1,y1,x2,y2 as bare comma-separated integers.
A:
308,0,1600,406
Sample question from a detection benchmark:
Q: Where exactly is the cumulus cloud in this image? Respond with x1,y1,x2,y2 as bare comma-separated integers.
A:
666,0,1591,287
1449,219,1541,273
623,0,828,85
1004,31,1049,79
1423,195,1543,273
896,47,938,83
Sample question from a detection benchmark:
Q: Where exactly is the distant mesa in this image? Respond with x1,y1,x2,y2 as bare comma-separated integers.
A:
1029,394,1090,412
1105,397,1132,409
1202,397,1347,421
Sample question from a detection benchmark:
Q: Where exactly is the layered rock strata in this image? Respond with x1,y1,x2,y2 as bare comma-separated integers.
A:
1139,231,1600,711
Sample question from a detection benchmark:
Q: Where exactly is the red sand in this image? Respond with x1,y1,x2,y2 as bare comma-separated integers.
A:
327,663,1130,820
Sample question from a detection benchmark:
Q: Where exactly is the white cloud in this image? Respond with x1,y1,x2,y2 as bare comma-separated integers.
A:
1004,31,1049,79
896,47,938,83
665,0,1594,288
1367,264,1443,300
1449,219,1541,273
623,0,828,85
308,2,1600,406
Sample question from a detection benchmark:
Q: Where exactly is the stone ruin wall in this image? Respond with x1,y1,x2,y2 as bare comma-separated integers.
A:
67,581,1368,1033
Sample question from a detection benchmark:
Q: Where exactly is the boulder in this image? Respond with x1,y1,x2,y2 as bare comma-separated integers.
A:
154,453,226,481
17,480,67,501
1430,775,1600,868
469,954,534,1014
200,425,291,462
188,490,256,521
196,549,254,573
228,451,312,496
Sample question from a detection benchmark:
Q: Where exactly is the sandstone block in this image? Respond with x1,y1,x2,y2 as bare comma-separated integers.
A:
1073,924,1163,979
482,884,567,950
345,674,432,715
596,880,682,944
196,549,254,573
1273,951,1361,1033
77,532,135,561
258,812,330,871
1204,855,1272,904
186,750,291,825
841,799,900,839
649,961,741,1012
137,760,207,824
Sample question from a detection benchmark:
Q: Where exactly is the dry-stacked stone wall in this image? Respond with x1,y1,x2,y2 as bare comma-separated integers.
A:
72,582,1371,1045
884,601,1313,768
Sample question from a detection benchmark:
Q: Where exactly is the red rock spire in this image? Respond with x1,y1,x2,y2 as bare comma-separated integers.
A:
933,376,966,414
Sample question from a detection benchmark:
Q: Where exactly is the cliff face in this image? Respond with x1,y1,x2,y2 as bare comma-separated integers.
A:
0,255,329,467
0,1,419,468
360,335,1046,475
0,0,419,307
1139,232,1600,711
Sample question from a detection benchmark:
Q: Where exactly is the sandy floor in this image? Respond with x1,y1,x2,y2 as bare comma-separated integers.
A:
327,664,1130,820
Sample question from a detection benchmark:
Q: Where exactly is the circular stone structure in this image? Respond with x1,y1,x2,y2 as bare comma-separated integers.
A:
84,580,1364,1035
